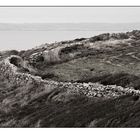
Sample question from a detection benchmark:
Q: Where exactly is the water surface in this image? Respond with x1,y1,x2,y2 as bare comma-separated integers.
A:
0,23,139,51
0,30,123,51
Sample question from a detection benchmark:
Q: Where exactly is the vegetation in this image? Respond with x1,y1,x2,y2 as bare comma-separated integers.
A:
9,56,22,67
0,30,140,127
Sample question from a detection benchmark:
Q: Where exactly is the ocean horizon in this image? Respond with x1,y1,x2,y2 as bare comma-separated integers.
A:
0,23,140,51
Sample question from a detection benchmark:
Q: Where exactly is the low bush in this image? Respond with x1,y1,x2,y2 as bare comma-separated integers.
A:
74,38,86,42
60,44,83,54
9,56,22,67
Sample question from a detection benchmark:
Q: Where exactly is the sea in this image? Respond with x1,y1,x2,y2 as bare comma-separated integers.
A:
0,23,140,51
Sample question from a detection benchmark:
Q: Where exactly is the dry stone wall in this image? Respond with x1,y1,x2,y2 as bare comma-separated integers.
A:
0,55,140,105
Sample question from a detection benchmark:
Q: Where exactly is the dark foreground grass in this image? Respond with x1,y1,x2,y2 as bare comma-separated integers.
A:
1,93,140,127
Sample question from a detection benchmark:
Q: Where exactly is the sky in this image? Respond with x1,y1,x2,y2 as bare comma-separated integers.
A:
0,7,140,23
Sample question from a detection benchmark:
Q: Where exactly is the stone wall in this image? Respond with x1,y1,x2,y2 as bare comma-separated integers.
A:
1,55,140,113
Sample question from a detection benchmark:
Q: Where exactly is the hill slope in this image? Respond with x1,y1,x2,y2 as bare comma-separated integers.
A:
1,30,140,127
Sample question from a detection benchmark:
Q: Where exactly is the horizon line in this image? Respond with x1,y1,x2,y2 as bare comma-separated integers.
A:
0,22,140,24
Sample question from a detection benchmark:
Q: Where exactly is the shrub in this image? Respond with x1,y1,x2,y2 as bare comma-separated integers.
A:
35,55,44,63
89,33,110,42
74,38,86,42
9,50,19,55
41,73,57,80
9,56,22,67
60,44,82,54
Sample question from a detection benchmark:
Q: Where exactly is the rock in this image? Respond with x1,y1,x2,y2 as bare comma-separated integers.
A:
83,83,89,87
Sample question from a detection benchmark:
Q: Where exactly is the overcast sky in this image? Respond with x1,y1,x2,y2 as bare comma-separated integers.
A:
0,7,140,23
